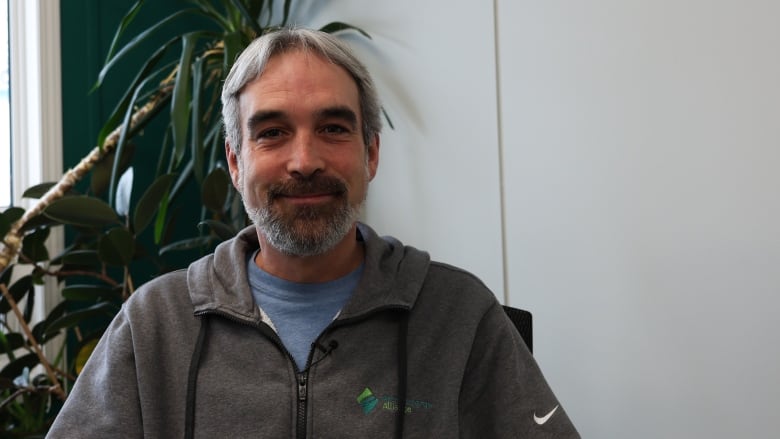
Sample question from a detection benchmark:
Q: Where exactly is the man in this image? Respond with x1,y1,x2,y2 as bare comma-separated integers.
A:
49,28,579,438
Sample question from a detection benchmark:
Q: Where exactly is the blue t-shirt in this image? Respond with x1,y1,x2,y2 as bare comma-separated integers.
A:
247,251,362,371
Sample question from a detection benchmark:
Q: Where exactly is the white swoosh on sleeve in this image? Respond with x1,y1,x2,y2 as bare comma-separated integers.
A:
533,405,559,425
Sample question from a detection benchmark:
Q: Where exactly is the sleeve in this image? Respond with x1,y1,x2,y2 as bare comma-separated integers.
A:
47,306,143,438
458,302,580,438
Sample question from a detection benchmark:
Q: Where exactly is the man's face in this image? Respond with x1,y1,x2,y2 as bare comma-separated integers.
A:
226,50,379,256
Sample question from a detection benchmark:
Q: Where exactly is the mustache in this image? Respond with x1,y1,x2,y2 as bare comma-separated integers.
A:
267,175,348,199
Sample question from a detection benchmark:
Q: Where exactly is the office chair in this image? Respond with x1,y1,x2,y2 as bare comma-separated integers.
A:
502,306,533,353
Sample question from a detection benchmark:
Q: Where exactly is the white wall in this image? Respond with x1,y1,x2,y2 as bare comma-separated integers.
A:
498,1,780,437
312,1,780,437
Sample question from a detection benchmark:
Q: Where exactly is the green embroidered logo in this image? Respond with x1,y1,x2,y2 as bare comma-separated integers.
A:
356,387,434,415
357,387,379,414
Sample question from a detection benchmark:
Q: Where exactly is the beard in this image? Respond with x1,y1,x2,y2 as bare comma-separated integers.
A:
240,172,366,257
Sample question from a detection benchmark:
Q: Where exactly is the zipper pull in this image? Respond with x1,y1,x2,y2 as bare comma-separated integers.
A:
297,373,307,402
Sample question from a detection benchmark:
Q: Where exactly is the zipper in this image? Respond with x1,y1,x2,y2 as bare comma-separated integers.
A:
195,309,310,438
296,372,308,439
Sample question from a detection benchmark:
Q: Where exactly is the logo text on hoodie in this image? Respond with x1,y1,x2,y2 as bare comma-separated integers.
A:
356,387,433,415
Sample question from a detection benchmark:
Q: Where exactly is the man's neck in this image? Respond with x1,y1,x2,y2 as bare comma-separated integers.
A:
253,225,364,283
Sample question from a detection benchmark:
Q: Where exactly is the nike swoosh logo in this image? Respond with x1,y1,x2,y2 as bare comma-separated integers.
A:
534,405,559,425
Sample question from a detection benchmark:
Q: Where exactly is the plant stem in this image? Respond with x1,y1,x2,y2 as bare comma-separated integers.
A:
52,269,121,288
0,97,162,273
0,283,66,401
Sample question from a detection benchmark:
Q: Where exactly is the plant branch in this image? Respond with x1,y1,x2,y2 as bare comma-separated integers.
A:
52,269,121,288
0,95,166,273
14,253,120,288
0,283,66,401
0,388,28,411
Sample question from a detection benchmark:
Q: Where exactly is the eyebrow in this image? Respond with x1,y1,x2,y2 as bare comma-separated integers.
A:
245,106,359,134
315,106,358,130
246,110,286,135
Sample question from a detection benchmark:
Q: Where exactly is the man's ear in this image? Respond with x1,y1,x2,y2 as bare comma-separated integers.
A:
367,134,380,181
225,142,241,189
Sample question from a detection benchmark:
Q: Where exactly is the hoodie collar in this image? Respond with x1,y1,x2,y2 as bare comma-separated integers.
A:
187,223,430,322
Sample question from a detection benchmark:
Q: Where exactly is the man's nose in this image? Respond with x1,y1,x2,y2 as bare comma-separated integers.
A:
286,132,325,178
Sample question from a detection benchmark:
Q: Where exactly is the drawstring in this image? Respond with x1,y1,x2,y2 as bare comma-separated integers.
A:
396,311,409,439
185,316,209,439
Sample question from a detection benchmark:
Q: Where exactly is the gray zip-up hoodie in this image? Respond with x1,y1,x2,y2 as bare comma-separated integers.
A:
48,224,579,438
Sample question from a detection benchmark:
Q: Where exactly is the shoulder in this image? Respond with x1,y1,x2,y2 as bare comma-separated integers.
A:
424,261,497,307
122,268,192,319
413,260,504,335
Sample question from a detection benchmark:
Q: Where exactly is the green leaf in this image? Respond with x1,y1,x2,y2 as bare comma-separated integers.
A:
229,0,263,35
96,40,175,148
206,121,225,170
0,215,8,241
115,167,134,217
319,22,372,39
159,236,212,255
23,285,35,323
282,0,292,26
247,0,266,22
0,333,24,354
133,173,176,235
222,30,244,73
191,56,205,184
43,196,119,228
0,207,24,238
154,191,171,244
22,182,53,198
192,0,233,30
171,33,201,168
32,301,68,344
55,249,101,267
61,285,117,302
21,182,79,199
19,213,60,233
201,167,231,212
0,353,38,380
156,124,173,177
21,227,50,263
170,157,195,202
43,302,118,339
103,0,146,68
198,219,235,241
0,275,32,314
0,265,13,287
109,60,173,207
2,206,24,223
98,227,136,266
75,338,100,375
95,9,199,89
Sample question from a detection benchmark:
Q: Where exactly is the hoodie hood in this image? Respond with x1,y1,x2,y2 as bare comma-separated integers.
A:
187,223,431,322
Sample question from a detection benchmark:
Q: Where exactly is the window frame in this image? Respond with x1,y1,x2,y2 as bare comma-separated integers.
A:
8,0,63,354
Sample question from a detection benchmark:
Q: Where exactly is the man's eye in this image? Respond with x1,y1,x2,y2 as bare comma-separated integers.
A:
322,125,349,135
256,128,284,139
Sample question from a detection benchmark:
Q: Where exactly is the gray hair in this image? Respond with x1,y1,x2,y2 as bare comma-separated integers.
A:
221,27,382,152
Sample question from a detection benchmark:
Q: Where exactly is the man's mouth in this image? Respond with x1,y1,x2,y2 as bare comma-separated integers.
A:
268,176,347,205
280,192,338,205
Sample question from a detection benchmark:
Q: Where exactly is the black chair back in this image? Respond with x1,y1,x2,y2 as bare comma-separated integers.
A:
502,306,533,353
